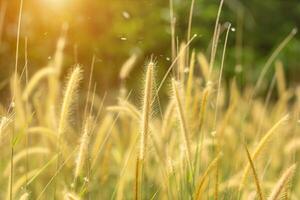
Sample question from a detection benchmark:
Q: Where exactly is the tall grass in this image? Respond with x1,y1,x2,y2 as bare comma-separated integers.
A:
135,61,154,200
0,0,299,199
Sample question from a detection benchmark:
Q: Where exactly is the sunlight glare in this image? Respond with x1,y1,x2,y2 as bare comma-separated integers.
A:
42,0,70,9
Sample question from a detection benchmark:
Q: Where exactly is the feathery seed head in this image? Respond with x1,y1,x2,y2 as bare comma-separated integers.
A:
139,60,154,160
74,116,93,179
58,66,82,136
120,53,138,80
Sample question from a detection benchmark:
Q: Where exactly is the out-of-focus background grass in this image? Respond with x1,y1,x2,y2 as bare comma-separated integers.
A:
0,0,299,94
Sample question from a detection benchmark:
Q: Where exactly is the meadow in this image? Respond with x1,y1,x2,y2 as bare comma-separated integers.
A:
0,0,299,199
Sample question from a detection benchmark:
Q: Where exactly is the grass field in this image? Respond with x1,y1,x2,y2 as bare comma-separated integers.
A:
0,0,299,199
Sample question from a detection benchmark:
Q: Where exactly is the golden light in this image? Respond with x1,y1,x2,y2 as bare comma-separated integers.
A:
41,0,70,9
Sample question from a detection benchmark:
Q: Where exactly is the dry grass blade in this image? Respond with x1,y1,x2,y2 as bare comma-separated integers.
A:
107,99,141,120
4,147,49,176
135,157,142,200
186,50,195,109
244,144,264,200
198,83,212,133
214,161,219,200
169,0,176,61
267,164,296,200
254,28,297,94
172,78,192,167
7,169,37,200
240,114,289,190
208,0,224,79
161,99,175,139
275,60,286,98
37,148,78,200
197,53,209,82
178,42,186,81
194,153,222,200
154,34,197,102
22,67,55,101
10,74,26,129
91,115,113,166
187,0,195,52
213,23,231,128
26,154,58,186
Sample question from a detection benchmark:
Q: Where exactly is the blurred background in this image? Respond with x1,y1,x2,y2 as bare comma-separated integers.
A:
0,0,299,96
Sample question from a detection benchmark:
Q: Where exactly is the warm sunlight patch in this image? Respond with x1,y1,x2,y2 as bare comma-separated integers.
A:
41,0,70,9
